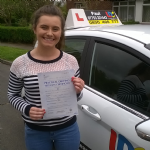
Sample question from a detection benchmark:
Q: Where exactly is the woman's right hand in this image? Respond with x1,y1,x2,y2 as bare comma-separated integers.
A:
29,107,46,120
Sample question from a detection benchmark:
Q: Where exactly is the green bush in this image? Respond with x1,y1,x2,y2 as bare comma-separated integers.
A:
0,18,5,24
123,21,140,25
17,18,28,27
0,26,35,43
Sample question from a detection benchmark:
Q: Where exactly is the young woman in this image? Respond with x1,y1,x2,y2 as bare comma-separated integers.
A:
7,5,84,150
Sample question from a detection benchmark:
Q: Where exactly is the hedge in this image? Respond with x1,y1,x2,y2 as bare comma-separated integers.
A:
123,21,140,25
0,26,35,44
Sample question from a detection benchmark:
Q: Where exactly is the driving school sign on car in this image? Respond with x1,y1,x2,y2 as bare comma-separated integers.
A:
84,10,119,25
65,9,122,29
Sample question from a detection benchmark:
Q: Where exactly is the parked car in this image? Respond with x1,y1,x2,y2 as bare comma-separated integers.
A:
35,9,150,150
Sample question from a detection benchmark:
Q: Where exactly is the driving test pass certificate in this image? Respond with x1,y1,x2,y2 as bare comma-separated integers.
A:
38,69,78,119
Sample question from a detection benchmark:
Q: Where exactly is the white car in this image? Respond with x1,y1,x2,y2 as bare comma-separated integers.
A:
35,9,150,150
64,9,150,150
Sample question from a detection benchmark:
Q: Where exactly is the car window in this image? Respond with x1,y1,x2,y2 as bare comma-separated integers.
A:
63,39,86,64
89,41,150,117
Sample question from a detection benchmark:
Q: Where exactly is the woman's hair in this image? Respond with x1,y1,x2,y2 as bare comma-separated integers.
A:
31,5,65,50
128,62,149,76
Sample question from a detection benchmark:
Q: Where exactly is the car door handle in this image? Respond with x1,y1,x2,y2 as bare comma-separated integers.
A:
81,105,101,121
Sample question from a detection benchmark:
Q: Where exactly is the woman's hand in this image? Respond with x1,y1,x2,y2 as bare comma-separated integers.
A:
29,107,45,120
72,77,85,94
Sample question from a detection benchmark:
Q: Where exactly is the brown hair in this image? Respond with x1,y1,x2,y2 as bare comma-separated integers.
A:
31,5,65,50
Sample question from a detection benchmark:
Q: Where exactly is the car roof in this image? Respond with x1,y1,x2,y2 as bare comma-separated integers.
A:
67,24,150,44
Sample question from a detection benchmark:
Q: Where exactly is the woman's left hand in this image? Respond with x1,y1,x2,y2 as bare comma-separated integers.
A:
72,77,85,94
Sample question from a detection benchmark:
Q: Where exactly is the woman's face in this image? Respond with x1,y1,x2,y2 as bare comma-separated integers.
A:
34,15,62,49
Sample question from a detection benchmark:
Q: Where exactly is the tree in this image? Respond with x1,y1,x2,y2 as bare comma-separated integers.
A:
0,0,54,26
15,0,54,26
55,1,68,19
0,0,18,25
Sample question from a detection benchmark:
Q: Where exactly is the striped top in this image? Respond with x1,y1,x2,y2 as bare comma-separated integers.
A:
117,75,147,108
7,50,83,131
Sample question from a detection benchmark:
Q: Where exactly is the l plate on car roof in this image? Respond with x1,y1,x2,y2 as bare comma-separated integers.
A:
65,9,122,29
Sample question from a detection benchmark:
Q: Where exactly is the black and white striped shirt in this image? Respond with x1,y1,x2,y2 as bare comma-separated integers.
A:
7,50,83,131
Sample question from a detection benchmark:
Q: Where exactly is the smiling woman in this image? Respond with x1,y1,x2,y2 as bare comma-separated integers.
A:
31,15,62,61
7,4,84,150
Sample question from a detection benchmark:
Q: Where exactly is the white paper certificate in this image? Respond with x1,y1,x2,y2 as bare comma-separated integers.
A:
38,69,78,119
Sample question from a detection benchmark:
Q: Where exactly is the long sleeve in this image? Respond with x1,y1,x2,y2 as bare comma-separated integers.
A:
7,52,83,130
7,71,32,115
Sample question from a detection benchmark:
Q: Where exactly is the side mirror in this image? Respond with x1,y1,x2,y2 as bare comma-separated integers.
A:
135,119,150,141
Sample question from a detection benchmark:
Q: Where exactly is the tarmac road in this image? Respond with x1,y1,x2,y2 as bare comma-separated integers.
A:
0,43,56,150
0,62,26,150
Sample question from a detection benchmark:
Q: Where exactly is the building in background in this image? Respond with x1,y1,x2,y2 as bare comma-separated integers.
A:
66,0,112,12
113,0,150,23
66,0,150,23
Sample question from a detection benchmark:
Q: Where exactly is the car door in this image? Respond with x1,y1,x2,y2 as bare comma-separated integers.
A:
77,36,150,150
63,36,91,77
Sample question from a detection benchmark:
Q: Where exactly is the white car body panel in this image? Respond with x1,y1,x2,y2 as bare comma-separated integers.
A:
34,23,150,149
136,120,150,136
65,25,150,150
77,86,149,150
66,24,150,44
65,30,150,59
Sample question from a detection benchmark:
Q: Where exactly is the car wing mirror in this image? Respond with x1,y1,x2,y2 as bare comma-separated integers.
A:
135,119,150,141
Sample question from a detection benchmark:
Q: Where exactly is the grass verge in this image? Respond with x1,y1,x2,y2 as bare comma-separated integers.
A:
0,46,28,62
